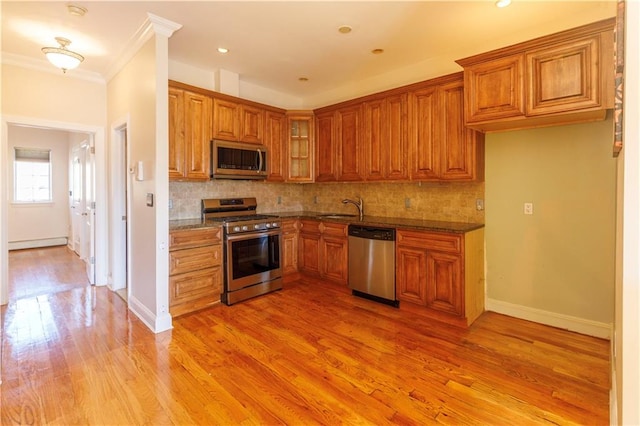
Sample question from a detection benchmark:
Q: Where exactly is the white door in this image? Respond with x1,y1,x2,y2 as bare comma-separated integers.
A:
83,141,95,284
70,146,84,255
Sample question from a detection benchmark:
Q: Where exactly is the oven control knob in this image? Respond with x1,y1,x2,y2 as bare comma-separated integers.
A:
241,225,249,231
272,222,279,228
254,224,261,230
233,226,241,232
265,223,271,228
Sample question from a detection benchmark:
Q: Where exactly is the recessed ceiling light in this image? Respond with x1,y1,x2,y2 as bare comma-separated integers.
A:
338,25,352,34
495,0,512,8
217,47,229,54
371,49,384,55
298,77,309,82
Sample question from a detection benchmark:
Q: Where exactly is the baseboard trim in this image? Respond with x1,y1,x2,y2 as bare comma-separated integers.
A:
8,237,68,250
128,294,173,334
486,298,611,339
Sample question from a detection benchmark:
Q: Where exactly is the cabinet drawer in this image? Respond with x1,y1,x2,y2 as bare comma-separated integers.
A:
299,219,321,234
169,266,222,306
319,221,347,237
397,230,462,254
170,227,221,250
169,245,222,275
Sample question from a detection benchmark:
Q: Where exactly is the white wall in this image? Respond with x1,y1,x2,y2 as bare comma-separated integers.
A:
7,126,71,246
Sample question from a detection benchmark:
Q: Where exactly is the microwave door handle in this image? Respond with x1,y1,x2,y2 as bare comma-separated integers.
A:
257,148,263,174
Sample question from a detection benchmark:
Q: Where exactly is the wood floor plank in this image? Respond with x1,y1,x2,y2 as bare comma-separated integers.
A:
2,249,611,425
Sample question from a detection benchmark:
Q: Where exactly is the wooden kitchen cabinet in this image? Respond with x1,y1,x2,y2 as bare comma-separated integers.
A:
281,219,300,279
265,110,286,182
409,74,484,182
456,18,614,132
315,104,364,182
168,87,212,181
298,219,348,285
396,228,485,326
363,93,409,181
169,226,223,317
286,112,314,182
212,97,265,144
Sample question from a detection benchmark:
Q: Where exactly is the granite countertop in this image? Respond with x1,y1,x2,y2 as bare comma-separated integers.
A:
272,211,484,233
170,212,484,233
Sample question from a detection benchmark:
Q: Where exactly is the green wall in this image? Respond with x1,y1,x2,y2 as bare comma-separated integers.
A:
486,117,616,324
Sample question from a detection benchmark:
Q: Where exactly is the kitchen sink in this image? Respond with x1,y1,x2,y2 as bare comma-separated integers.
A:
318,213,357,219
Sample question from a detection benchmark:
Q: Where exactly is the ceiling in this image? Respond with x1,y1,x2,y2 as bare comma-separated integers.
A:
1,1,616,108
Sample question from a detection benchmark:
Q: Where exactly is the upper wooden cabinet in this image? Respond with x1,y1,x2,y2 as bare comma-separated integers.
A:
363,93,409,181
315,104,365,182
168,87,212,181
212,98,264,144
409,74,484,182
456,18,614,132
265,110,286,182
286,112,314,182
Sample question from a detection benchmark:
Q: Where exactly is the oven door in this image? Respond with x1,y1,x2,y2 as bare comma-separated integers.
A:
225,229,282,292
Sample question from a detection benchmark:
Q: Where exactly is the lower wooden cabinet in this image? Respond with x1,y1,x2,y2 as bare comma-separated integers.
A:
281,219,300,278
298,219,348,285
396,228,484,325
169,226,222,317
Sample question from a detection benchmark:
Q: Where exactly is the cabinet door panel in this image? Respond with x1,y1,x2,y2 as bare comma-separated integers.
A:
315,112,337,182
320,236,348,285
169,245,221,275
287,113,314,182
168,88,185,179
439,81,482,181
265,110,286,182
184,92,212,180
298,233,321,275
386,94,409,180
363,99,385,180
241,104,264,143
527,37,601,115
169,267,222,306
213,98,240,141
336,105,363,181
396,246,427,305
426,251,463,316
409,87,439,180
464,54,525,123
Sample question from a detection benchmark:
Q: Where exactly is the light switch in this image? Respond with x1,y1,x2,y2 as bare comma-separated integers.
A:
524,202,533,215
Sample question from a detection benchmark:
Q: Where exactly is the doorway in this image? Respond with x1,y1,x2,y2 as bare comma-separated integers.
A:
1,116,106,306
110,122,130,302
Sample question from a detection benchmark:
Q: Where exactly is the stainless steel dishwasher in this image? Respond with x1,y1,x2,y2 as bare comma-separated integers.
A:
348,225,398,307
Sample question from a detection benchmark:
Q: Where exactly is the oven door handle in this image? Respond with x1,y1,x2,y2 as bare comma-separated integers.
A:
225,228,281,242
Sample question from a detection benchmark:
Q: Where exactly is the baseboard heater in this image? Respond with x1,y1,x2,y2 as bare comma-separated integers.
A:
8,237,68,251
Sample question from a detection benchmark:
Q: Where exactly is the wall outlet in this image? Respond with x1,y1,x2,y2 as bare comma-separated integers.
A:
476,199,484,211
405,197,411,208
524,202,534,215
313,195,318,204
277,196,282,205
168,199,173,209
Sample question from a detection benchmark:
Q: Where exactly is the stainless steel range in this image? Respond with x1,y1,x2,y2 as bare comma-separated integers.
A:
202,197,282,305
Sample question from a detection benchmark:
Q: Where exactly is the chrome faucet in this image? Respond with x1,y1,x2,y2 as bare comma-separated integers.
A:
342,197,364,220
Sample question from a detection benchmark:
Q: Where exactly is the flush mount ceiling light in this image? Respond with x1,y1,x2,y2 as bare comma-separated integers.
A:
67,4,87,16
371,48,384,55
338,25,352,34
217,47,229,54
495,0,512,7
41,37,84,73
298,77,309,82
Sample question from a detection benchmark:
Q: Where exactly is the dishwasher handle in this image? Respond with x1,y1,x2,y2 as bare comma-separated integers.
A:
348,225,395,241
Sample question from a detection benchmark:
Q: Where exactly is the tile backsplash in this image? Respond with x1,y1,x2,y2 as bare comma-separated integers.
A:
170,180,485,223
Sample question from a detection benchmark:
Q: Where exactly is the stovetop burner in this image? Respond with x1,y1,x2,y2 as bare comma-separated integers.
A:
201,197,281,234
207,214,279,223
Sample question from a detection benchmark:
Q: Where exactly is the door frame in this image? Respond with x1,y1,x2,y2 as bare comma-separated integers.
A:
109,117,131,299
1,115,107,305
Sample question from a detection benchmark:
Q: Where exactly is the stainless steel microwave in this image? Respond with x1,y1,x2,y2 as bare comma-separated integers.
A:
210,139,268,180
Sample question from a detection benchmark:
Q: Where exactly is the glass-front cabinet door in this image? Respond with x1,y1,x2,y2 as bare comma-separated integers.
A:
286,112,314,182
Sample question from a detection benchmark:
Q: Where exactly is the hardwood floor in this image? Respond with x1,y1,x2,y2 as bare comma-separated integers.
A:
2,264,610,424
8,246,89,300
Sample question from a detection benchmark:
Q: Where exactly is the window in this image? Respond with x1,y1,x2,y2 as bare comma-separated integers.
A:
13,147,52,203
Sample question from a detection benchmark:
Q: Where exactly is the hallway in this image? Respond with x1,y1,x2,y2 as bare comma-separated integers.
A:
8,246,89,300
